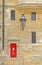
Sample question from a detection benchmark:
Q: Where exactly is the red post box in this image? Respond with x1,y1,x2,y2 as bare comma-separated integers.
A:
10,43,17,58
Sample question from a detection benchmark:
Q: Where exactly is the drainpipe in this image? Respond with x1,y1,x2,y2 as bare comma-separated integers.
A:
2,0,5,54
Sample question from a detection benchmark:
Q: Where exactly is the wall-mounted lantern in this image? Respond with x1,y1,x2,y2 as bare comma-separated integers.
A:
20,14,27,30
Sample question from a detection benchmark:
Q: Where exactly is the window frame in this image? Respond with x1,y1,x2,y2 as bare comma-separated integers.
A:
32,32,36,43
31,12,36,21
11,10,15,20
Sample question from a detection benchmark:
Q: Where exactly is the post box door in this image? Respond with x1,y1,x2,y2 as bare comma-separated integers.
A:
10,43,17,58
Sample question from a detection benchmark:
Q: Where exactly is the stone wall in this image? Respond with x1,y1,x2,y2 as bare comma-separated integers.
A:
0,0,42,65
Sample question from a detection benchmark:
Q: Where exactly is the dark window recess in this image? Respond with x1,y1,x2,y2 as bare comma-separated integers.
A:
11,10,15,20
0,25,1,28
0,11,1,14
31,12,36,20
0,38,1,40
32,32,36,43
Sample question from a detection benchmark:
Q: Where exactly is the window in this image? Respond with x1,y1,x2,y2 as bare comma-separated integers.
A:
0,38,1,41
32,32,36,43
0,25,1,28
11,10,15,20
31,12,36,20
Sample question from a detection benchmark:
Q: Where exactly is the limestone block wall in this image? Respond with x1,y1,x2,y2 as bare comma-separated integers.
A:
0,44,42,65
0,0,2,5
4,8,42,44
3,8,42,65
5,0,18,5
0,0,42,65
18,0,42,4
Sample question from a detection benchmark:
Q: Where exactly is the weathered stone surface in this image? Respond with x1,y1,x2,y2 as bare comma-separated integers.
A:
0,0,42,65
